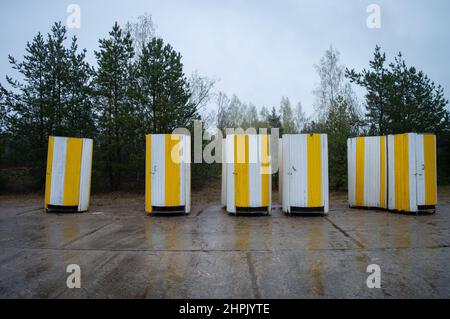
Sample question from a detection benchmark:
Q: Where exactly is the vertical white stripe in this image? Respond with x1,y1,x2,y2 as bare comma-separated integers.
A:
287,134,307,208
248,134,261,207
287,135,294,208
299,135,308,206
364,137,380,207
282,136,289,213
387,135,395,210
415,134,425,206
185,135,191,213
78,138,93,211
179,135,186,206
226,135,235,213
381,136,387,208
50,137,67,206
347,138,356,206
322,134,329,213
151,135,165,206
408,133,418,212
363,137,370,207
268,134,272,212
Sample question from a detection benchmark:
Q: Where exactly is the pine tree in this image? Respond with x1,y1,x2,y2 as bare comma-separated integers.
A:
94,22,135,189
134,37,197,134
387,53,449,133
0,22,94,188
266,107,282,133
346,46,394,135
346,46,450,184
346,46,449,135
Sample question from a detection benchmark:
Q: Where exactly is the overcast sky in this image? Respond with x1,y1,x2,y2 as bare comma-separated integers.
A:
1,0,449,117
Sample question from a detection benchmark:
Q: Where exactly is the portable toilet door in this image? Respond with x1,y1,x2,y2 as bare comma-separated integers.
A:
387,133,437,213
145,134,191,214
347,136,387,209
225,134,271,214
44,136,93,213
281,134,329,214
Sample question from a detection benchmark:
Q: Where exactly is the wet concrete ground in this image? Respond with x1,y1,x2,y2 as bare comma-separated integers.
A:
0,187,449,298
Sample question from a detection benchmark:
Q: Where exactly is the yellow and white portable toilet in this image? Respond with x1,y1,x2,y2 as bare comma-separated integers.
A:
44,136,93,212
387,133,437,213
145,134,191,214
279,134,329,214
224,134,271,214
347,136,387,209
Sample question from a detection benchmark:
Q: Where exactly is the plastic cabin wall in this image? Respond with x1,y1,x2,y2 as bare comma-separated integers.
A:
224,134,272,213
45,136,93,212
280,134,329,214
145,134,191,213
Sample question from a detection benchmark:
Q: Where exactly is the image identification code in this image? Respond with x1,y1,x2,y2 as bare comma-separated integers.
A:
179,303,270,316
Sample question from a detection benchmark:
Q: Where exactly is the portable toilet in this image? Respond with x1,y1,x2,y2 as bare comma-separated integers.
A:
387,133,437,213
347,133,437,213
224,134,271,214
347,136,387,209
145,134,191,214
279,134,329,214
44,136,93,212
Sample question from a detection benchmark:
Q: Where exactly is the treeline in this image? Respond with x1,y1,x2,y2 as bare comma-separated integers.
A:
213,47,449,189
0,16,214,191
1,16,449,193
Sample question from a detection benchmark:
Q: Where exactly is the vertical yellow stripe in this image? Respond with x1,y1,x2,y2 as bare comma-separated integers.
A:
379,136,386,208
244,135,249,207
261,135,270,207
63,138,83,206
234,134,249,207
165,134,180,206
355,137,365,206
394,134,409,211
44,136,54,208
423,134,437,205
234,135,240,206
145,135,152,213
307,134,322,207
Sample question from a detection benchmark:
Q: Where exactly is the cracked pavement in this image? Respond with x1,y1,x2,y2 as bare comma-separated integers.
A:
0,187,449,298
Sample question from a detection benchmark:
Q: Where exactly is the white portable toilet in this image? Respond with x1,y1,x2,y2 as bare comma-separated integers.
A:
44,136,93,212
279,134,329,214
223,134,271,214
387,133,437,213
347,136,387,209
145,134,191,214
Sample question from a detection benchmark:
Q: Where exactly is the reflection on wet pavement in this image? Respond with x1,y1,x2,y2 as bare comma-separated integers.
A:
307,223,325,296
0,188,449,298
